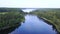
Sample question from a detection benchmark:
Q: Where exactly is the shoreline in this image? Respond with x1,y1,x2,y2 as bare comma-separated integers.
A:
0,22,21,34
38,16,60,34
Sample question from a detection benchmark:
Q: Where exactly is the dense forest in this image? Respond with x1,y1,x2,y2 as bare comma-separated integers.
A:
0,8,25,30
30,8,60,33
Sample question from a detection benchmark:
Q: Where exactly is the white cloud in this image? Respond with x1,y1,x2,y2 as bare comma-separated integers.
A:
0,0,60,8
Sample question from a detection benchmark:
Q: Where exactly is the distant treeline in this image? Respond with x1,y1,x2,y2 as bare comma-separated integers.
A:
0,8,23,12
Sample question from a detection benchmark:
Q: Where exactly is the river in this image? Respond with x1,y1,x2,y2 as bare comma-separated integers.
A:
9,15,57,34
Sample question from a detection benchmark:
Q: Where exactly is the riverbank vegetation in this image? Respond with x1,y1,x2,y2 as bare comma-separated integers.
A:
0,8,25,30
30,8,60,33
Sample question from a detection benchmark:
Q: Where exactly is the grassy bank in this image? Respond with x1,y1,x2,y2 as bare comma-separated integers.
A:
0,8,25,30
30,8,60,33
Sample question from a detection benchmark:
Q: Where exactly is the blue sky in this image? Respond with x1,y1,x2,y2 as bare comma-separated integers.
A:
0,0,60,8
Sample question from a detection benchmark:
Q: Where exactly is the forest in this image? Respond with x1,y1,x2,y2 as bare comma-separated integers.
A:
30,8,60,32
0,8,25,30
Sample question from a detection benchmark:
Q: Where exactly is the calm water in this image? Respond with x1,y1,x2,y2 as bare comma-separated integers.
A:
10,15,57,34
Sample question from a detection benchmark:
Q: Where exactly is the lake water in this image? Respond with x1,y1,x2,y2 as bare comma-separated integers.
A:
10,15,57,34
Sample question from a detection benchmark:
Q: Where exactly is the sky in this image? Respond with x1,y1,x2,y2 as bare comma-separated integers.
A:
0,0,60,8
0,0,60,12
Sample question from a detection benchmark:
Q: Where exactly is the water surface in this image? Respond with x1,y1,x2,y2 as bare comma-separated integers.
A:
10,15,57,34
